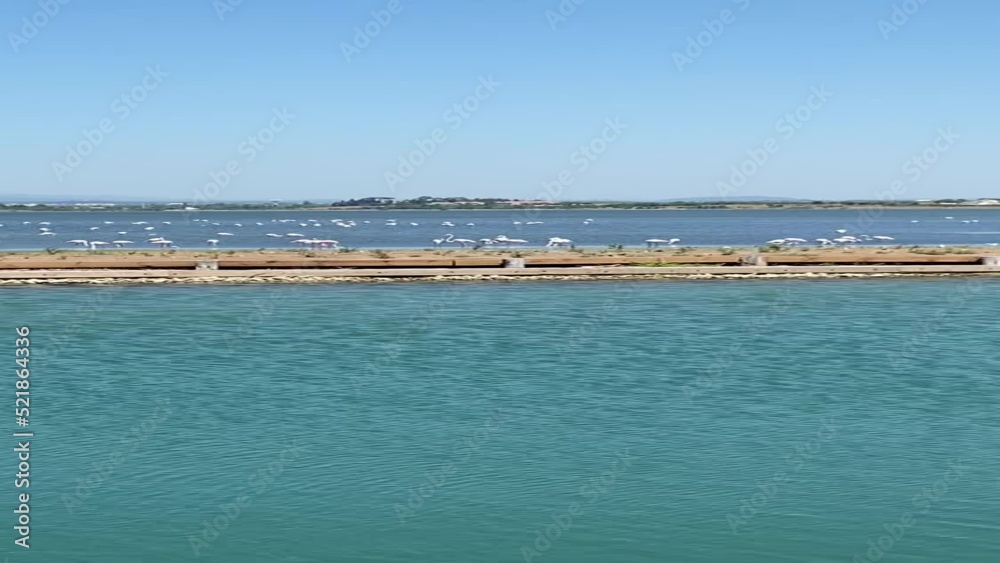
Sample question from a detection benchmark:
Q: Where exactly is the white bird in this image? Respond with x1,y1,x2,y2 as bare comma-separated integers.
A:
834,229,847,234
441,221,455,227
88,241,109,250
217,232,235,236
67,239,89,247
144,226,155,230
206,239,219,247
493,235,528,245
872,235,895,241
645,238,670,248
111,240,134,247
89,226,100,230
547,237,574,248
265,233,284,237
286,233,304,237
38,231,56,236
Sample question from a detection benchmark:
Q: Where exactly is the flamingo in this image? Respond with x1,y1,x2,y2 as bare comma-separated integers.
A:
546,237,574,248
493,235,528,246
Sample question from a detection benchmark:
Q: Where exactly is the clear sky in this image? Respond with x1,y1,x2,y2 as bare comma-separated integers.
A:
2,0,997,202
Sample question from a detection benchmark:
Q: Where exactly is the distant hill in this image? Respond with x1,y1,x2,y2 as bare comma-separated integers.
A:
0,194,166,204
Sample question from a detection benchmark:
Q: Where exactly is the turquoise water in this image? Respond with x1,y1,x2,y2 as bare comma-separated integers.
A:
3,280,999,562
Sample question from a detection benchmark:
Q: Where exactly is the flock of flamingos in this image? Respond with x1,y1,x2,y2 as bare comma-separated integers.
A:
4,215,994,251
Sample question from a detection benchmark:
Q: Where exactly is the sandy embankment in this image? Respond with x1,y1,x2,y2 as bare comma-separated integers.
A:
0,247,998,285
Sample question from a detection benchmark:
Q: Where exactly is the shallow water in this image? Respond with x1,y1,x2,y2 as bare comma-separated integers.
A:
4,280,999,562
2,207,1000,250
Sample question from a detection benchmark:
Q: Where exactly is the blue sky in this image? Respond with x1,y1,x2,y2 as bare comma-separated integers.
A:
1,0,997,201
